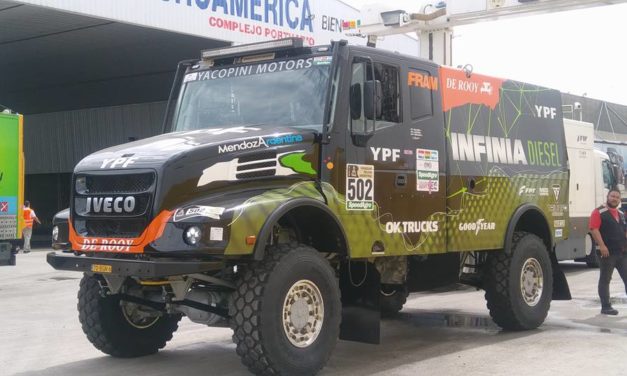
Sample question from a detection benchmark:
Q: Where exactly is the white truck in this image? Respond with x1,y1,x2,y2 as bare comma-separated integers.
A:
555,119,622,267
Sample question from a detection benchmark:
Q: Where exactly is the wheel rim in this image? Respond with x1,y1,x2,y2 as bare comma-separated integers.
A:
121,300,160,329
520,258,543,306
282,279,324,348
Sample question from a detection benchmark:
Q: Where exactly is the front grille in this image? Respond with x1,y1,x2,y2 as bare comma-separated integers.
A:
72,170,156,239
80,172,155,194
77,218,148,238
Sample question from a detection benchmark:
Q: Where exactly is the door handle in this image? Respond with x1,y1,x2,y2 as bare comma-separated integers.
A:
395,174,407,187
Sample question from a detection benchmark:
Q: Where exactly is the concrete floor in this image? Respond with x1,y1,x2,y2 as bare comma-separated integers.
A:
1,250,626,376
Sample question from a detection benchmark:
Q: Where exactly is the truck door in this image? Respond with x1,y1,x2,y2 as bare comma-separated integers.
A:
342,54,446,256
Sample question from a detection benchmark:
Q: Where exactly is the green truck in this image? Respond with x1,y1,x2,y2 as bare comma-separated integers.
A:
0,112,24,266
48,39,572,375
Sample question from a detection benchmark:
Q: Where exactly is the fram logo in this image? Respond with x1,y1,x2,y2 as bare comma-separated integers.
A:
408,71,438,91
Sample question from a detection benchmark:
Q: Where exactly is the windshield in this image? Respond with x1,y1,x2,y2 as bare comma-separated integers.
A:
173,56,332,132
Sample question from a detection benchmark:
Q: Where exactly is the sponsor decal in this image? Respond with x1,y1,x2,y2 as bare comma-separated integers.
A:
0,201,7,212
346,164,374,211
403,149,413,155
410,128,422,140
539,188,549,196
519,186,536,196
555,228,563,238
576,135,588,144
210,227,224,241
385,221,439,234
218,134,303,154
554,220,565,228
174,206,225,222
86,196,136,214
370,147,400,162
183,72,198,83
439,66,504,111
219,136,268,154
100,157,138,169
449,132,561,167
313,56,333,65
458,219,496,235
416,148,439,192
548,204,567,217
80,238,134,253
552,184,561,202
266,134,303,145
188,59,314,83
408,71,438,91
534,105,557,119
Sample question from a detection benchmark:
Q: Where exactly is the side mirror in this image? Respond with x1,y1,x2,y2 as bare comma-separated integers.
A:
350,83,362,120
364,80,382,120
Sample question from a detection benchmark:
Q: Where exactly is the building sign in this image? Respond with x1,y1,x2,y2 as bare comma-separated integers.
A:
17,0,416,51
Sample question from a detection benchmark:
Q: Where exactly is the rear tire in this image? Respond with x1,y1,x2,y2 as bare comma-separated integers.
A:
484,232,553,330
78,274,181,357
230,243,341,375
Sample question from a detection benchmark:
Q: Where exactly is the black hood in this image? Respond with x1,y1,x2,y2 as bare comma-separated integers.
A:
75,126,318,172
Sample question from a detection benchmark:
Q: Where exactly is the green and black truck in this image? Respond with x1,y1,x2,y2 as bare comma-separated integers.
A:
0,111,24,266
48,38,571,375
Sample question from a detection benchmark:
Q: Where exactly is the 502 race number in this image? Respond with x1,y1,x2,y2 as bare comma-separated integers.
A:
346,164,374,211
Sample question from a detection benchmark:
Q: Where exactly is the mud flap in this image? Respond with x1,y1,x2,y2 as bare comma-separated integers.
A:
550,251,571,300
339,261,380,344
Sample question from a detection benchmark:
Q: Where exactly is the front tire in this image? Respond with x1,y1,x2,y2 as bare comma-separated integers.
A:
484,232,553,330
78,274,181,357
230,243,341,375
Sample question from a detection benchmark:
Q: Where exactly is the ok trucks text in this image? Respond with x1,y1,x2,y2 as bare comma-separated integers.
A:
48,38,572,375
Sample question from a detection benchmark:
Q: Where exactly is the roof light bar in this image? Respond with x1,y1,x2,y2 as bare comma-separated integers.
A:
201,38,303,60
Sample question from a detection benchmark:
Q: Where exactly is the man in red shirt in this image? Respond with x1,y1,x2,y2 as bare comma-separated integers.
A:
589,188,627,315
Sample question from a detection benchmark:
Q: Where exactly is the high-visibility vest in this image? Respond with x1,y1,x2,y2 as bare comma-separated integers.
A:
24,208,35,228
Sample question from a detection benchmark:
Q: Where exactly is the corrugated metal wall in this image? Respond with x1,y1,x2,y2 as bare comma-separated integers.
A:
24,101,166,174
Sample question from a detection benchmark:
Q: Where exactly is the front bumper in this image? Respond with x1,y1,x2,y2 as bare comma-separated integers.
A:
46,252,222,278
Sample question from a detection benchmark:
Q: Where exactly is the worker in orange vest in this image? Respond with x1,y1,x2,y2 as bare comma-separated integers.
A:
22,200,41,253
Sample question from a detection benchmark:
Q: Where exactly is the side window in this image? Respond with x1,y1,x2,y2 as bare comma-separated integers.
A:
374,63,401,126
409,68,434,120
350,62,366,134
349,59,401,133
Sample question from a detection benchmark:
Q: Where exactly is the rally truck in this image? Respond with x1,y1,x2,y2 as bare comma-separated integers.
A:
48,38,571,375
0,111,24,266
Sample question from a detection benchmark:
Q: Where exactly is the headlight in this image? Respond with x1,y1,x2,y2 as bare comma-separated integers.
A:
52,226,59,241
75,176,87,193
184,226,202,246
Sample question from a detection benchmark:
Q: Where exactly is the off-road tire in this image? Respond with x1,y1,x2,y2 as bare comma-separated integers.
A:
484,232,553,330
229,243,341,375
380,284,408,317
78,274,181,357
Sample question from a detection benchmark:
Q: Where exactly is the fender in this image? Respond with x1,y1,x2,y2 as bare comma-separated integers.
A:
253,197,349,260
503,203,553,255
